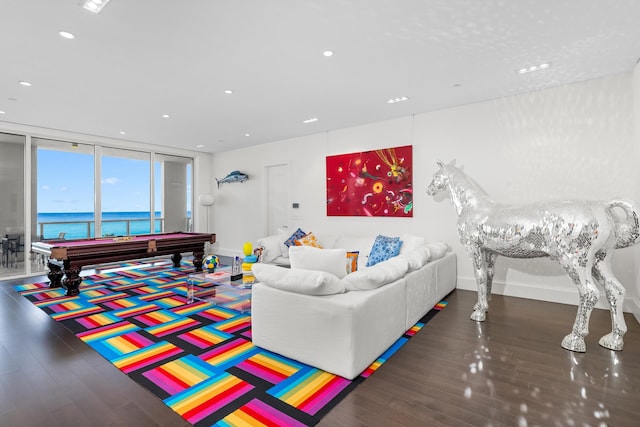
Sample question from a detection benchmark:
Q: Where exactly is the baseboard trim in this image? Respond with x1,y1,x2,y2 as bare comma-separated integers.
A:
457,275,639,321
630,297,640,324
213,247,244,258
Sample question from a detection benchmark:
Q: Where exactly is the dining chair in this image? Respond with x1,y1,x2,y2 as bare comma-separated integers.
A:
8,235,23,268
1,237,9,268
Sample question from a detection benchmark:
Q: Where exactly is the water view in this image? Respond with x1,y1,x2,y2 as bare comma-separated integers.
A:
37,211,168,239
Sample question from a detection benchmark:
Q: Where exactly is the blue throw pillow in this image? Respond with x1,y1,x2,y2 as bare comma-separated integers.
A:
284,228,307,247
366,235,402,267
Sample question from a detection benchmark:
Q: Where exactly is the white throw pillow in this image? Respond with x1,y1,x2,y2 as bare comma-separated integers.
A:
252,263,345,295
342,256,409,291
277,228,291,258
399,233,426,255
256,235,283,263
312,232,339,249
426,241,450,260
289,246,348,279
398,246,431,271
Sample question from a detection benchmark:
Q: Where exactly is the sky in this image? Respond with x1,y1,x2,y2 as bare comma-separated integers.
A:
37,149,167,213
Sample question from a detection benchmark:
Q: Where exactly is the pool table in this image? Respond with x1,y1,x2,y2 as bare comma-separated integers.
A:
31,232,216,296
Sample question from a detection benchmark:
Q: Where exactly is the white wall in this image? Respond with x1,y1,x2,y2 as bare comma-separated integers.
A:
211,72,640,316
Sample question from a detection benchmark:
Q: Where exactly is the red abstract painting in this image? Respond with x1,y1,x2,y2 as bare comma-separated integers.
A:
326,145,413,217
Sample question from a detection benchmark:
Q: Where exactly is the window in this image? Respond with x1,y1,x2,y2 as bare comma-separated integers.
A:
101,147,152,236
35,139,95,239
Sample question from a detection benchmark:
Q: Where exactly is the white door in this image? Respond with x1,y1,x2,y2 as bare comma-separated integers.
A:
265,163,289,235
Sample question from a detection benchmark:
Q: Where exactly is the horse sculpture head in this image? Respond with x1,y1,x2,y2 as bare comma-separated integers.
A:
426,160,452,196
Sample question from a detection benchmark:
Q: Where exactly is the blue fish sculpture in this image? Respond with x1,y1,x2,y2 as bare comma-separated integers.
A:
216,171,249,188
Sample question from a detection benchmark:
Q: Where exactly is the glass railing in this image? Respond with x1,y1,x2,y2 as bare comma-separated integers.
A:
37,218,165,240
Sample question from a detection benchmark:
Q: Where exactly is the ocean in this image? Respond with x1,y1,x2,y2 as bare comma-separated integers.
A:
37,211,189,240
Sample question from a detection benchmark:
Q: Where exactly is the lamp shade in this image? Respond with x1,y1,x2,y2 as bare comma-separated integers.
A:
198,194,216,206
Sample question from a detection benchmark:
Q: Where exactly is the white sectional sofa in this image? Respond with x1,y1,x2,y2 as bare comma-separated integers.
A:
250,232,457,379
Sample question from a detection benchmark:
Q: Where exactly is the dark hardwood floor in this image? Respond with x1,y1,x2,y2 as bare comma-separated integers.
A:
2,273,639,426
320,291,640,427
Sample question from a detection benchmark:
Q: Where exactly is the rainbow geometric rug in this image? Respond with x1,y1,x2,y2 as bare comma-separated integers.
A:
15,262,447,426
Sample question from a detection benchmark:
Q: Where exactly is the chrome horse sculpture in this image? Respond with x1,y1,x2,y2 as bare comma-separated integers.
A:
427,161,639,352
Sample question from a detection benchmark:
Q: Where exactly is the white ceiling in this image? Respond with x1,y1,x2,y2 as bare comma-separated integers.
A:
1,0,640,153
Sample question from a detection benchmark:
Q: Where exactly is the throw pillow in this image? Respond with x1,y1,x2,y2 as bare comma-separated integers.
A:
294,232,322,248
366,235,403,267
346,251,359,274
284,227,307,247
289,245,348,279
252,263,345,295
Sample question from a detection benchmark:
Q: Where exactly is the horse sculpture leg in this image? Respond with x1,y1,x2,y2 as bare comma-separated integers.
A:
484,251,498,303
592,253,627,350
469,248,489,321
559,260,600,352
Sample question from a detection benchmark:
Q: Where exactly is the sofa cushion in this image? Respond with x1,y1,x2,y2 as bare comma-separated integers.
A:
289,246,348,279
397,246,431,271
426,241,450,261
333,235,375,256
399,233,426,255
277,228,291,258
366,235,403,267
252,263,345,295
342,256,409,291
256,235,283,263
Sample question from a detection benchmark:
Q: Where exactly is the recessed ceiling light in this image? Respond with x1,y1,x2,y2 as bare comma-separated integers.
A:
0,111,5,114
518,63,551,74
196,144,205,148
303,117,318,124
323,50,334,57
386,96,409,104
19,81,32,87
59,31,75,39
119,131,126,135
82,0,111,14
162,114,170,118
224,89,233,94
244,133,251,137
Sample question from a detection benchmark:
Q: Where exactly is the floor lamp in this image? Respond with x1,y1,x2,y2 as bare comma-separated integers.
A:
198,194,216,233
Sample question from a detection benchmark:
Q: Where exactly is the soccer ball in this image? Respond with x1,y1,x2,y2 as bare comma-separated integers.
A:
203,255,219,271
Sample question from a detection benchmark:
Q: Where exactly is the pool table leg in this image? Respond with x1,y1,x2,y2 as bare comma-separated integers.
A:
192,250,204,272
62,265,82,296
171,252,183,268
47,261,64,288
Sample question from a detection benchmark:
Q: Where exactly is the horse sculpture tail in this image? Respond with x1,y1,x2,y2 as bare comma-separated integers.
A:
606,200,640,249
